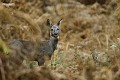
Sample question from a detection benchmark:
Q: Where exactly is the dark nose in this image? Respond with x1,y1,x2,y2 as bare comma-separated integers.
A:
54,33,58,35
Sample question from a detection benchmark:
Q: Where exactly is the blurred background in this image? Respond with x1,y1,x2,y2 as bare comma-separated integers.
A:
0,0,120,80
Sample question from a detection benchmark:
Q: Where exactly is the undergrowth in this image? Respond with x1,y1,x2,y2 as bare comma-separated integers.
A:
0,0,120,80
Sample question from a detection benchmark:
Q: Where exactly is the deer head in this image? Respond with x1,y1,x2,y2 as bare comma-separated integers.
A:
47,18,63,38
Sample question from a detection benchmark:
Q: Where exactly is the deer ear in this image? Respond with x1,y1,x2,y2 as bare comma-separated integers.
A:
57,18,63,26
47,19,52,28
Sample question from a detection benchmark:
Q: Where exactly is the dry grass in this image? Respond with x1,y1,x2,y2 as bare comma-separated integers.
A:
0,0,120,80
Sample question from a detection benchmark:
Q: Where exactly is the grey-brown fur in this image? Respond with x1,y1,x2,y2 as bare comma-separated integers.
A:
8,19,62,66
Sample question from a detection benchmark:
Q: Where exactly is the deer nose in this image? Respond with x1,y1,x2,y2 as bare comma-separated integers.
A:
54,33,58,35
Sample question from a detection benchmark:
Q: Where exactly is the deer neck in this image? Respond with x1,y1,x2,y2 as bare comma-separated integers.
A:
49,36,58,51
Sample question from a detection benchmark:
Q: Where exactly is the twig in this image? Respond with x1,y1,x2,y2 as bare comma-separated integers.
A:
0,58,6,80
2,3,15,7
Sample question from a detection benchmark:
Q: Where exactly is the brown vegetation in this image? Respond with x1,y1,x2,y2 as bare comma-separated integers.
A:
0,0,120,80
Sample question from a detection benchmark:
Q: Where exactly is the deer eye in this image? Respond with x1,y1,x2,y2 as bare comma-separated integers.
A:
51,29,53,31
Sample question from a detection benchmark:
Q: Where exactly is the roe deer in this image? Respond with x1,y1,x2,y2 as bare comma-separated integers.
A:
8,19,63,66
